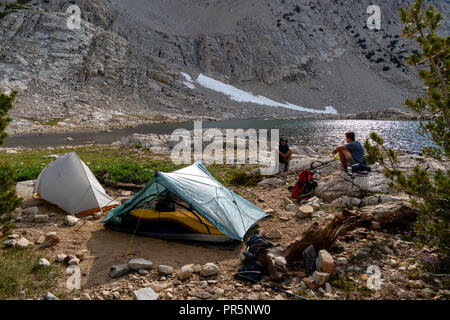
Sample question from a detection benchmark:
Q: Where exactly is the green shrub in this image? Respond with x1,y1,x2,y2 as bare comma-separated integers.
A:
0,90,22,235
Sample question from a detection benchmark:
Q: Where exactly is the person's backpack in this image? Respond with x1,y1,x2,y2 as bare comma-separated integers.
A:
236,235,275,281
351,163,371,175
291,169,318,201
243,235,275,262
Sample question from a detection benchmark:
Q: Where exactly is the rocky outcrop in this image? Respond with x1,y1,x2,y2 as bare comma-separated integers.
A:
315,169,389,202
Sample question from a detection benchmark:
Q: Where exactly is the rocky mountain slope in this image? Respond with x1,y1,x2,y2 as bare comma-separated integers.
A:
0,0,448,133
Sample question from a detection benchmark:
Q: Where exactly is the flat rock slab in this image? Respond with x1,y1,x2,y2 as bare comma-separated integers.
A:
128,258,153,270
133,288,159,300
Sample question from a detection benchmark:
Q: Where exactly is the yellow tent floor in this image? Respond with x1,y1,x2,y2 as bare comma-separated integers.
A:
130,209,224,235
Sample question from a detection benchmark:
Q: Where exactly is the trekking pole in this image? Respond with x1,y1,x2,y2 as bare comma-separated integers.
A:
236,273,309,300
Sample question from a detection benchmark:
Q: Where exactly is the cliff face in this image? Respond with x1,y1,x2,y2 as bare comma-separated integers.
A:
0,0,448,133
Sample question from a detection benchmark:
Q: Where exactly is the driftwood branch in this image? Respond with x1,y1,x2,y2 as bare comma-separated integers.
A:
258,203,417,280
283,203,417,264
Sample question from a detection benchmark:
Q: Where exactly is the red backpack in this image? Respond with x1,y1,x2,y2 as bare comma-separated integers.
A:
291,169,317,201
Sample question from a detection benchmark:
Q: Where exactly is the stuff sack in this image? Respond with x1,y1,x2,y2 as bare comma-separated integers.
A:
291,169,318,201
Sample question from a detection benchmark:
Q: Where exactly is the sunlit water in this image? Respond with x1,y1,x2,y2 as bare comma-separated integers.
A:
5,119,432,153
166,119,431,153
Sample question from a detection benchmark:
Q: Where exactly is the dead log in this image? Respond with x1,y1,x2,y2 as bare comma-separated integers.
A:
253,203,417,281
113,182,145,190
281,202,417,265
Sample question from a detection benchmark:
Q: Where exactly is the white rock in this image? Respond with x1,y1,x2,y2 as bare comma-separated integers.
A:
16,237,30,249
44,292,59,300
133,288,159,300
64,215,79,226
274,256,287,267
57,254,67,262
37,258,51,268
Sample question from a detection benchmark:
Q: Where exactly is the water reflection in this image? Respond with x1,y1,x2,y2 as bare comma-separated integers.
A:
190,119,431,153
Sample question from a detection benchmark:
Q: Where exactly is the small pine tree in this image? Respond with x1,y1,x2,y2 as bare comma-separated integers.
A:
0,90,22,235
365,0,449,260
399,0,449,159
0,90,17,145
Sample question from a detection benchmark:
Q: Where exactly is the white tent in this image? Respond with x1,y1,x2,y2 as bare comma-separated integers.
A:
34,152,119,216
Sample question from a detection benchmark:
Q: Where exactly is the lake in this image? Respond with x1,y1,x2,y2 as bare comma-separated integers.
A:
3,119,431,153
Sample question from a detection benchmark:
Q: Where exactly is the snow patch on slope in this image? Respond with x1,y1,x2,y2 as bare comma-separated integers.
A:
180,72,338,114
181,72,196,89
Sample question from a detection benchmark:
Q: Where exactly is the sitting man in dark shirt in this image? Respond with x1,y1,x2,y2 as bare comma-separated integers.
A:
278,138,292,172
332,131,365,171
